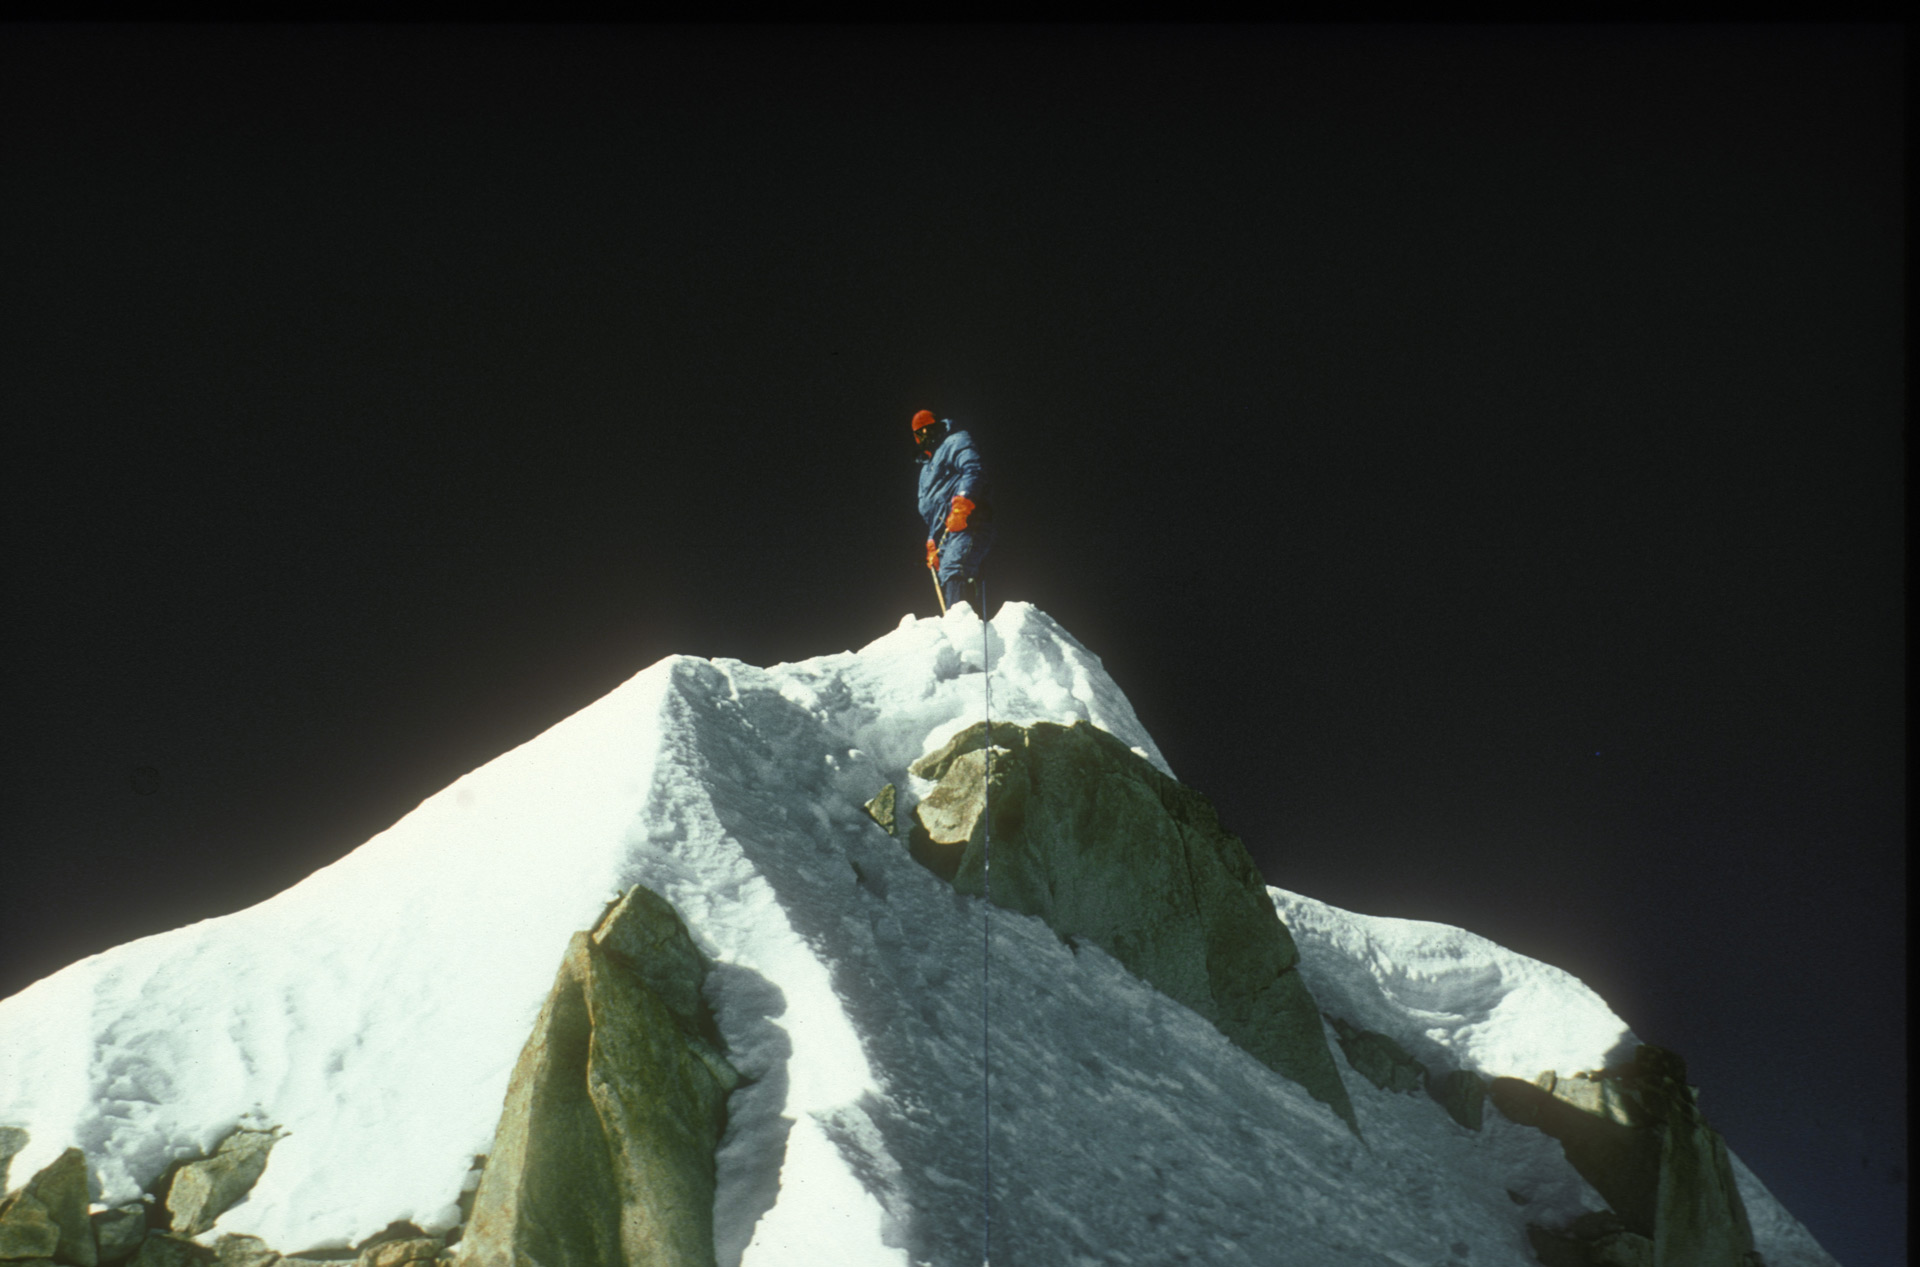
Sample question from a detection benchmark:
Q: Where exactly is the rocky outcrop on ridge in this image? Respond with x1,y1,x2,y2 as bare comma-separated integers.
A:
1491,1045,1760,1267
1,887,734,1267
1525,1209,1657,1267
163,1132,281,1238
1327,1014,1428,1095
455,884,739,1267
1428,1067,1491,1132
1324,1015,1491,1131
894,717,1357,1131
0,1147,94,1265
0,1133,287,1267
90,1207,145,1266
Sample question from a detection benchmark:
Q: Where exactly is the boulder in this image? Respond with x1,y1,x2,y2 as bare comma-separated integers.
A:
909,719,1356,1131
89,1208,146,1267
1326,1015,1426,1094
862,783,897,837
0,1148,95,1266
166,1131,279,1237
0,1192,60,1262
211,1237,279,1267
354,1240,438,1267
126,1237,212,1267
1491,1045,1756,1266
456,885,739,1267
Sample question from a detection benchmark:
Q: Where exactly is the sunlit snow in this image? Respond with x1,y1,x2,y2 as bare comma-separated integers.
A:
0,602,1834,1266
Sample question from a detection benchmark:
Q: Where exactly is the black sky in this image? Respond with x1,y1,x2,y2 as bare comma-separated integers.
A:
1,24,1904,1265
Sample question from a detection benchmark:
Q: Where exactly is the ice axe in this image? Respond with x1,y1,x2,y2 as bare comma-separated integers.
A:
929,529,948,615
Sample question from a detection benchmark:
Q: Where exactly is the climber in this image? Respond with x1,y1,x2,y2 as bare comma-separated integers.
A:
911,409,995,614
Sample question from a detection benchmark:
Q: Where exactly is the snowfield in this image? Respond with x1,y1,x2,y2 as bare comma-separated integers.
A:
0,603,1836,1266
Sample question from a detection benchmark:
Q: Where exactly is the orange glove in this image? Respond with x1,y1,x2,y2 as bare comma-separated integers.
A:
945,495,976,533
926,539,940,570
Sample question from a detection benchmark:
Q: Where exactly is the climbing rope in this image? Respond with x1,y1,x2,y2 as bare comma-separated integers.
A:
979,577,993,1267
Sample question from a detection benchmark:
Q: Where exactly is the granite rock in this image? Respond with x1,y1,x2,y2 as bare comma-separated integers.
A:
455,885,738,1267
1492,1045,1756,1266
910,719,1356,1131
89,1208,146,1267
126,1236,212,1267
166,1131,279,1237
0,1149,94,1267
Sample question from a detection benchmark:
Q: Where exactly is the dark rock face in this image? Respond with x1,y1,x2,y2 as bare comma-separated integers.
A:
1492,1073,1663,1236
1324,1016,1488,1131
908,719,1356,1131
1492,1046,1757,1267
91,1207,147,1267
1526,1210,1655,1266
1326,1016,1427,1095
455,885,739,1267
1426,1068,1489,1132
126,1235,213,1267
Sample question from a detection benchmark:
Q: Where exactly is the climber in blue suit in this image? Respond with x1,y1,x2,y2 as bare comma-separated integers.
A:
912,410,995,613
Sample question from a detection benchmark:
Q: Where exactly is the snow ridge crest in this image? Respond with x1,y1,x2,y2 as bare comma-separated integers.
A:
0,603,1836,1267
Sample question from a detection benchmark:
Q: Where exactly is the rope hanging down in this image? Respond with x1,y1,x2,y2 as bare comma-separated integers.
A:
979,580,993,1267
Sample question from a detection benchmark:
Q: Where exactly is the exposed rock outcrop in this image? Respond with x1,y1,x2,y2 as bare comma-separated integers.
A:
1491,1045,1758,1266
125,1235,211,1267
0,1148,96,1266
0,893,737,1267
861,783,897,837
352,1237,437,1267
1325,1015,1490,1131
210,1235,279,1267
1327,1015,1426,1095
0,1186,61,1262
1426,1067,1489,1132
907,719,1356,1130
90,1207,147,1267
455,885,739,1267
1526,1210,1656,1267
166,1131,280,1237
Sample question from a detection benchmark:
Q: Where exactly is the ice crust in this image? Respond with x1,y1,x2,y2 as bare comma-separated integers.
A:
0,602,1832,1266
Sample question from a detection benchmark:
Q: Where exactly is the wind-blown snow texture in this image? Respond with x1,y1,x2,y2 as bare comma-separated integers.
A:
0,603,1836,1266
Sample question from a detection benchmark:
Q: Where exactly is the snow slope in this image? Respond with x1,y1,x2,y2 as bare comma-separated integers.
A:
0,603,1836,1266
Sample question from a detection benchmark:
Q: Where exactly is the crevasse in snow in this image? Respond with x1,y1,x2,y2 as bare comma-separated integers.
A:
0,603,1835,1267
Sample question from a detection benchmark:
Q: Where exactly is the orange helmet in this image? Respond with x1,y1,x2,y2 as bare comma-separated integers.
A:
911,409,946,458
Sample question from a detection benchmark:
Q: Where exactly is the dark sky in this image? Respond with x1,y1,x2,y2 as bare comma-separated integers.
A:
2,23,1903,1265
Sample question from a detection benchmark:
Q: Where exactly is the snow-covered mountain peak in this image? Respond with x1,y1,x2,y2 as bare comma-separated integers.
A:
0,603,1837,1267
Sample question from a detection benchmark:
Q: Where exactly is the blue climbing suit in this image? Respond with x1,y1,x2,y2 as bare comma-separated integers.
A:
917,425,995,610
